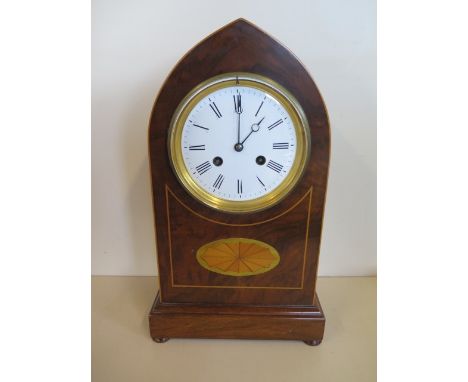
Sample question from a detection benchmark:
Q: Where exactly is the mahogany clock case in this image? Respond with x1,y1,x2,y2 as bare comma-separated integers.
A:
148,19,330,343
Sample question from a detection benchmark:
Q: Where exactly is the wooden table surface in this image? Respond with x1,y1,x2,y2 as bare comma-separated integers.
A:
92,276,376,382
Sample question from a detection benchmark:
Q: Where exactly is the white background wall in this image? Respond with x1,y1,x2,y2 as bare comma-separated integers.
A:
92,0,376,276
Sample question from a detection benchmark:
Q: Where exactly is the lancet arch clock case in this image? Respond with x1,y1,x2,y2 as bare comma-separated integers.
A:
148,19,330,345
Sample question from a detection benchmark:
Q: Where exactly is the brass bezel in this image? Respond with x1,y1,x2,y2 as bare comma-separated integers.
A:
168,72,310,213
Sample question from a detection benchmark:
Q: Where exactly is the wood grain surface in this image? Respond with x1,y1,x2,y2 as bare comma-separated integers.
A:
149,292,325,343
149,18,330,307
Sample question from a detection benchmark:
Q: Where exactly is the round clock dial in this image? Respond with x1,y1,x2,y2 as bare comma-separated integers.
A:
169,73,310,213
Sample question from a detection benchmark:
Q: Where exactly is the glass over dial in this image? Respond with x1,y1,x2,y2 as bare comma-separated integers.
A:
169,73,309,213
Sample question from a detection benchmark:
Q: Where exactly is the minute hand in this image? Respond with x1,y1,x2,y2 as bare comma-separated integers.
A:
234,94,242,144
240,117,265,145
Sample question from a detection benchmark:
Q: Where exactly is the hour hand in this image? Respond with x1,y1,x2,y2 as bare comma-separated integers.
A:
240,116,265,145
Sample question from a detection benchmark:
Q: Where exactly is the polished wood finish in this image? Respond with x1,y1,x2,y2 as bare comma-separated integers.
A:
148,19,330,343
149,292,325,342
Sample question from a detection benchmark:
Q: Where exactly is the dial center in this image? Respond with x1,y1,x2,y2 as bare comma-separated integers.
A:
234,143,244,152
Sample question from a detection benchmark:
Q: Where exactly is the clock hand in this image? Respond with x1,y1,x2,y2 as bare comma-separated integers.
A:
240,117,265,145
233,94,244,152
234,94,242,144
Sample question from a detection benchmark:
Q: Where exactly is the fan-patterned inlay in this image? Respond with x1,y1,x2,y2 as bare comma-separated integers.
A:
196,238,280,276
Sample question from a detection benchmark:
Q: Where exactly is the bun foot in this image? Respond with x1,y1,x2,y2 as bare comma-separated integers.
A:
303,339,322,346
153,337,170,343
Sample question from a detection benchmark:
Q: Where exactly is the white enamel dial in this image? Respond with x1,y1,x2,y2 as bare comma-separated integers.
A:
181,85,297,201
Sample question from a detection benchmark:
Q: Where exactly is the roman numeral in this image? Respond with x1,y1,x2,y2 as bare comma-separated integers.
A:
233,94,242,113
188,145,205,151
267,119,283,130
209,100,222,118
195,161,211,175
267,160,283,173
237,179,243,194
213,174,224,189
255,97,265,117
273,142,289,150
193,123,208,130
256,176,265,188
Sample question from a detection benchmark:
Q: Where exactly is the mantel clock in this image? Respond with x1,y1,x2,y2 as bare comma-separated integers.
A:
148,19,330,345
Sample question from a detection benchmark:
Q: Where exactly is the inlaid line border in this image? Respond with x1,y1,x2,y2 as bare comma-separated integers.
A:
165,185,313,290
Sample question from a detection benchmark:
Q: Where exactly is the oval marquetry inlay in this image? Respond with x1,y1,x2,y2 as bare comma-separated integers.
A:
196,238,280,277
